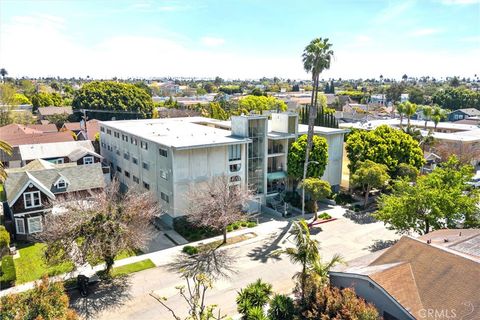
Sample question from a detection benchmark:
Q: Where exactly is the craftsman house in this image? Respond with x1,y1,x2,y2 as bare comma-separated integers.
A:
3,160,105,240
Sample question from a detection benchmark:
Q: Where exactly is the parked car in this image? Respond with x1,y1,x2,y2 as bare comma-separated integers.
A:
467,171,480,188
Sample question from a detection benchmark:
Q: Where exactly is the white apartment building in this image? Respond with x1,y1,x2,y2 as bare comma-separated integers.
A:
99,113,348,224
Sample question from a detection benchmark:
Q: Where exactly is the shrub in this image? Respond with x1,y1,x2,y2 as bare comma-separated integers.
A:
182,245,198,256
284,191,301,208
333,192,355,205
226,225,233,232
173,216,219,242
0,226,10,256
236,279,273,317
305,200,316,214
319,213,332,220
232,223,240,230
268,294,295,320
247,221,257,228
240,221,248,227
0,255,16,288
247,306,268,320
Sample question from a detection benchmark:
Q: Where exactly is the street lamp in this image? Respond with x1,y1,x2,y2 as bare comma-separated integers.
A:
302,160,319,217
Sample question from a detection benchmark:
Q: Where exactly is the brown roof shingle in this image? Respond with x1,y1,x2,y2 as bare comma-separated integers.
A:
0,124,74,147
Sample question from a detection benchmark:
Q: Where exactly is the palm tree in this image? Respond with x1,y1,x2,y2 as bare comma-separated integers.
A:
404,101,417,130
301,38,334,216
396,102,406,129
309,253,344,286
273,220,320,303
432,105,445,131
0,68,7,82
421,105,432,130
0,140,13,182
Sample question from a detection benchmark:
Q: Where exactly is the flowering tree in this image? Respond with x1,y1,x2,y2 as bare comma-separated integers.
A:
185,175,252,244
39,180,159,277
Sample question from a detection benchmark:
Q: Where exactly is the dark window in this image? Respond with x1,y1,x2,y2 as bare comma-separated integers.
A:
133,176,139,183
142,162,149,170
143,182,150,190
107,129,112,135
161,192,169,203
141,141,148,150
100,127,105,132
116,166,122,173
228,144,241,161
124,153,129,160
159,148,168,157
125,171,130,178
131,137,137,145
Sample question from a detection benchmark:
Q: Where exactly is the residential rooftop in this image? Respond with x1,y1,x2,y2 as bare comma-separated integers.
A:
18,140,95,161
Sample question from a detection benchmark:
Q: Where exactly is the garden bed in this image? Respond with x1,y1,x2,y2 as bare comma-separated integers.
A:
174,216,257,242
182,232,257,255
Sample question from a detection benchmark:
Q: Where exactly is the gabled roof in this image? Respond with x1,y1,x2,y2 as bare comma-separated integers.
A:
368,236,480,319
454,108,480,116
18,140,95,161
5,162,105,207
0,124,74,147
67,146,102,162
26,124,58,133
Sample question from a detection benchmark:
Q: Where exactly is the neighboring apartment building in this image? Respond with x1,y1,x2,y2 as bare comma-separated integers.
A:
330,232,480,320
99,113,348,224
3,160,105,240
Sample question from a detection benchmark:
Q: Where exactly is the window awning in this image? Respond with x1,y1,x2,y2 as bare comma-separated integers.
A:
267,171,287,181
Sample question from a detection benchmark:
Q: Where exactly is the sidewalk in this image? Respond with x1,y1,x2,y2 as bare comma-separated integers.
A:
0,218,290,297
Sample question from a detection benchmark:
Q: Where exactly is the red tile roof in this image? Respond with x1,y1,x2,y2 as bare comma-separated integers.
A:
0,124,74,146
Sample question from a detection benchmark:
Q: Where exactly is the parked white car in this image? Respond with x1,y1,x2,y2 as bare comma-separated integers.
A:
467,171,480,188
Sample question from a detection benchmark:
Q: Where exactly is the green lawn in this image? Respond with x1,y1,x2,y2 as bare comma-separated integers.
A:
14,243,74,284
111,259,155,277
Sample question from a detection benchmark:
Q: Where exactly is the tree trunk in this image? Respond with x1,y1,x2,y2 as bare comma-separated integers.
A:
223,227,227,244
313,201,318,221
425,219,430,235
302,76,318,215
104,255,115,278
364,185,370,208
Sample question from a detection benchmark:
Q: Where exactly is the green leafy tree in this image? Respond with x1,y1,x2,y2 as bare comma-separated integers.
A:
236,279,273,318
403,101,417,130
268,294,295,320
287,134,328,182
432,87,480,110
396,163,419,181
237,95,287,114
396,102,406,129
13,93,31,105
386,82,406,103
31,92,54,109
0,226,10,257
0,276,78,320
375,156,479,234
72,81,154,118
299,178,331,220
408,86,425,104
345,125,424,177
431,105,446,130
351,160,390,207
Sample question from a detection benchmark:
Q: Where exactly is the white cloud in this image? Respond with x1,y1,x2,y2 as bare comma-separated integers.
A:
200,37,225,47
441,0,480,5
409,28,442,37
373,1,416,25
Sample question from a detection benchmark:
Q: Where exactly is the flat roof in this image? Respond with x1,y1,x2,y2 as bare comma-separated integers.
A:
298,124,350,135
339,118,479,131
100,117,250,150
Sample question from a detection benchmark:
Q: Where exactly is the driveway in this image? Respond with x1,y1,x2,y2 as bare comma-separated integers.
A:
69,205,399,319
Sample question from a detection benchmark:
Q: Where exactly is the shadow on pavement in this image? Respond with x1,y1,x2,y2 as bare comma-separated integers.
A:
367,239,398,252
69,276,132,319
246,220,293,263
343,210,377,224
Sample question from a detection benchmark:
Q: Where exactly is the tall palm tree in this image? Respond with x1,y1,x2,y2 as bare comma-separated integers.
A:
421,105,432,130
274,220,320,302
0,140,13,182
309,253,344,286
301,38,334,216
404,101,417,130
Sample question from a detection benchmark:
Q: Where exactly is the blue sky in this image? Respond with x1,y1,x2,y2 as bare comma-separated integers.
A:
1,0,479,79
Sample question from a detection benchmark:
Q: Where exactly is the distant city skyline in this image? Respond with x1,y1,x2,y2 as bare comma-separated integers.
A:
1,0,479,80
